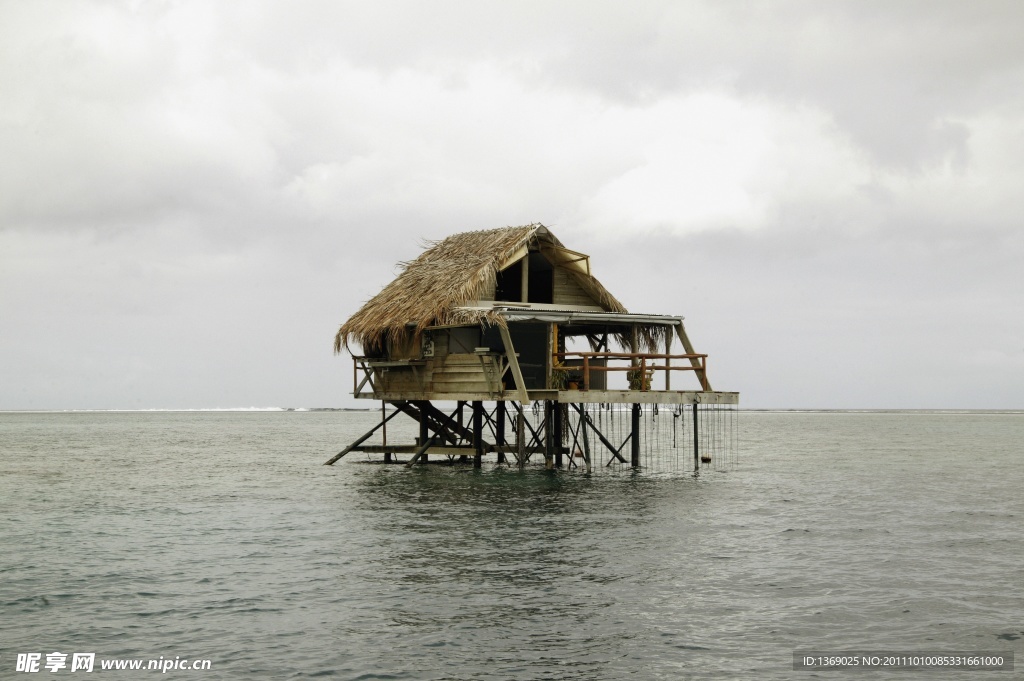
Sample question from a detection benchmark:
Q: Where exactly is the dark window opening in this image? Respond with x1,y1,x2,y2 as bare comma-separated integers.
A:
527,252,553,304
494,260,522,302
495,253,554,304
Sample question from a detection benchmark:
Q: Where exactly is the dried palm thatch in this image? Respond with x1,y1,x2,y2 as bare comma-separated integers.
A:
334,223,629,354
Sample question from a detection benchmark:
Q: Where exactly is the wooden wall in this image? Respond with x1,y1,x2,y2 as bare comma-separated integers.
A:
430,353,499,393
552,267,599,307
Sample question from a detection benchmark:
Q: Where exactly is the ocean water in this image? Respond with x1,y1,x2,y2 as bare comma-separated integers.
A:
1,410,1021,679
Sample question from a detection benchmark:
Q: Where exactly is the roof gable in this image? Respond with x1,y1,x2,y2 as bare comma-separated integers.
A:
334,223,627,353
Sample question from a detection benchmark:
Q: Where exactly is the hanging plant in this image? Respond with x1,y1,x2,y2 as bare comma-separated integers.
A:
627,368,652,391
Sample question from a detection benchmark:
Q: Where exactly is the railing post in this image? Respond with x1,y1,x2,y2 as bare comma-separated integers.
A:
583,355,590,391
641,356,647,391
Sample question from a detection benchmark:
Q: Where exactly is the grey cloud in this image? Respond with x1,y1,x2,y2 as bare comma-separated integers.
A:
2,0,1022,409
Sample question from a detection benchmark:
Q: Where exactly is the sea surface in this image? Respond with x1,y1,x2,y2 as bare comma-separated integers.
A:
1,410,1021,679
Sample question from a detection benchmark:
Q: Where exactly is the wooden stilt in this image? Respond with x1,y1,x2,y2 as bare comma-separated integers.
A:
580,403,592,473
457,400,466,462
382,401,391,463
518,404,545,452
496,401,507,464
631,403,641,468
473,400,483,468
693,403,699,470
517,407,526,470
418,400,430,464
553,402,563,467
543,401,554,469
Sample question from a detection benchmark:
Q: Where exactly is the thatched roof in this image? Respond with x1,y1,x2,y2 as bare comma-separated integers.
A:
335,223,628,353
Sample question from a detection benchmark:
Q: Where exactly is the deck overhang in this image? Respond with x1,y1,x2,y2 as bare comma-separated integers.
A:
455,305,685,329
352,388,738,405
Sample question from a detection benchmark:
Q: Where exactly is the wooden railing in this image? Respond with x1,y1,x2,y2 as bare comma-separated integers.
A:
351,357,429,398
553,352,709,392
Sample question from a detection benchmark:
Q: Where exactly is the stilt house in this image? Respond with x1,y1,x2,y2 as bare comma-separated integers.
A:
327,223,738,470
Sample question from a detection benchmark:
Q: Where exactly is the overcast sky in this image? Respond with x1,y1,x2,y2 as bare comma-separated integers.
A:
2,0,1022,410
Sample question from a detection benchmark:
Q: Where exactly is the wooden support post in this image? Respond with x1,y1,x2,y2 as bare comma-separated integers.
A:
419,402,476,444
631,403,641,468
676,322,713,391
472,400,483,469
543,401,554,469
382,401,391,463
457,400,468,462
693,403,699,471
553,402,563,468
665,332,672,391
498,325,531,405
571,403,627,465
580,404,592,474
405,436,436,468
418,400,430,464
517,407,526,470
496,400,507,464
323,407,402,465
521,252,529,302
548,324,556,390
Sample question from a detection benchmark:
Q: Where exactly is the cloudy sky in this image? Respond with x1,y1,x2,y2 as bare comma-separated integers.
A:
2,0,1022,410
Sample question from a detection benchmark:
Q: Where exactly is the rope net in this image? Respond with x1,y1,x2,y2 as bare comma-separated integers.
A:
534,402,739,474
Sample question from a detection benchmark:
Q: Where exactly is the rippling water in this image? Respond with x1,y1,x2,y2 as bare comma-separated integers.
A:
2,410,1022,679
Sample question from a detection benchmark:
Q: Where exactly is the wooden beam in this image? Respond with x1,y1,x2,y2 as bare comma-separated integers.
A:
496,244,528,272
556,389,738,405
498,325,531,405
405,436,436,468
389,401,460,445
323,406,402,465
423,401,483,446
675,322,712,391
570,403,627,465
538,243,590,275
520,252,530,302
